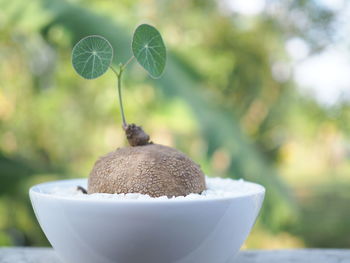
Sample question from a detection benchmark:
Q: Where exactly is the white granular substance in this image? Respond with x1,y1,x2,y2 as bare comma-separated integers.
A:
49,177,262,200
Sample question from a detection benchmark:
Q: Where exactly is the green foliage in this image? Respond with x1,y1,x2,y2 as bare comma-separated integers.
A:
72,35,113,79
70,24,166,126
71,24,166,81
132,24,166,78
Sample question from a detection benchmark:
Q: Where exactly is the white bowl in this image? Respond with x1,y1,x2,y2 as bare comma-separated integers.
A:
30,179,265,263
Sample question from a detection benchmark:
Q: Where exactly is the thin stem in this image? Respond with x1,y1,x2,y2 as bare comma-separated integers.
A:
109,55,134,129
110,65,119,76
122,55,134,69
118,69,127,128
110,65,127,128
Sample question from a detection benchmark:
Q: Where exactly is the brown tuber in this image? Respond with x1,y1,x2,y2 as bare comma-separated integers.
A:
88,124,206,197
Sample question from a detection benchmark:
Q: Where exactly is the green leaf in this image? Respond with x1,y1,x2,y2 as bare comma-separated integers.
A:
132,24,166,78
72,35,113,79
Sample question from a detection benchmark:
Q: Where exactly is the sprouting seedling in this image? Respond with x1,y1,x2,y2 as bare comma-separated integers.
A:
72,24,166,145
71,25,206,198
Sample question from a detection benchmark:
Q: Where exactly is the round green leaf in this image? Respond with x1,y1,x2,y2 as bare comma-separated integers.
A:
72,35,113,79
132,24,166,79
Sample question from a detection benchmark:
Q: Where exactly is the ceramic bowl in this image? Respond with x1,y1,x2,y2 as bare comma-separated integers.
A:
30,179,265,263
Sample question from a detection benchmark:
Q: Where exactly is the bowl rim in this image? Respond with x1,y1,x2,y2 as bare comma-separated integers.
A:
29,178,266,204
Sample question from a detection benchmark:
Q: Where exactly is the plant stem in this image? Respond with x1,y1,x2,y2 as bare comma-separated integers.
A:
110,65,119,76
110,65,127,128
123,56,134,69
110,56,134,129
117,68,127,128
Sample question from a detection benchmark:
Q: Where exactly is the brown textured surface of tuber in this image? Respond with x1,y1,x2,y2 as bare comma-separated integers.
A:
88,144,206,197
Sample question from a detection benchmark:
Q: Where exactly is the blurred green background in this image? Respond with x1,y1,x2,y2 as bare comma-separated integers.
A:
1,0,350,249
